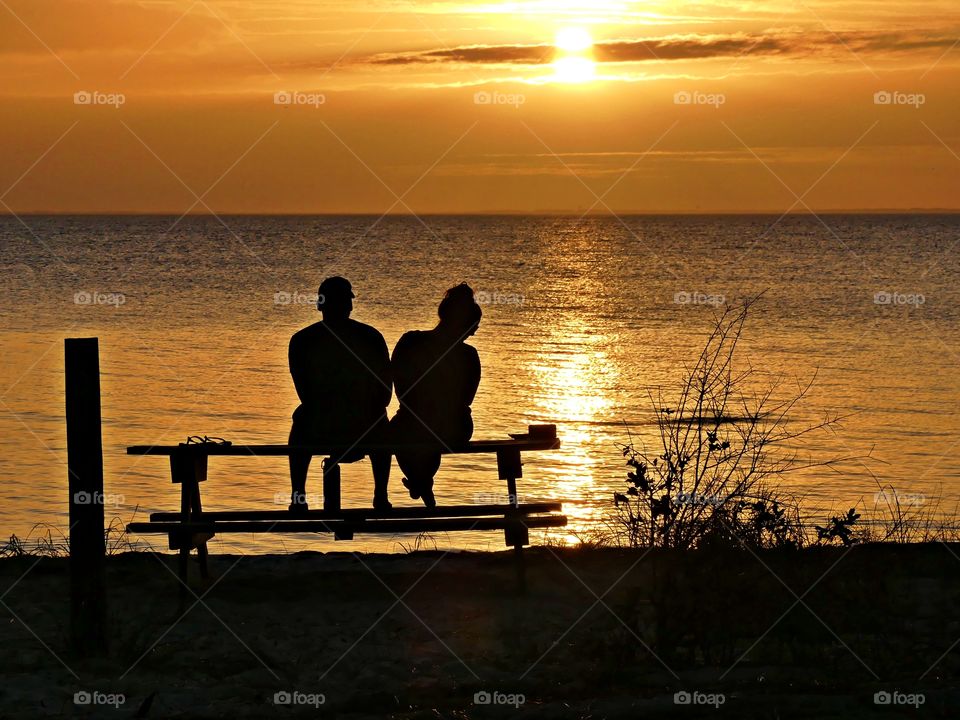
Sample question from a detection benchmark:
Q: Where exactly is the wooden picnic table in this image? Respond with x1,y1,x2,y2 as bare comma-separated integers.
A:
125,430,566,596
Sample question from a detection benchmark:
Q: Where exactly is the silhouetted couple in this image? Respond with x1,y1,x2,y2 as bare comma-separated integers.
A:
288,277,481,511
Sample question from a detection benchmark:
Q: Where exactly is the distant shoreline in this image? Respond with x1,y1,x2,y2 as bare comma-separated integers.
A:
3,210,960,218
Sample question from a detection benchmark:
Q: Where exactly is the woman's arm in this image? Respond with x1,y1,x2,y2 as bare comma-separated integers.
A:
463,345,481,406
391,332,416,399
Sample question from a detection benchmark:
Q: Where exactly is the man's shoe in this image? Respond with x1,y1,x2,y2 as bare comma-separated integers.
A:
373,496,393,511
289,493,309,514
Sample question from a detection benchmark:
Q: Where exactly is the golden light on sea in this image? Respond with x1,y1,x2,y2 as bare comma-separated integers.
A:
527,315,616,529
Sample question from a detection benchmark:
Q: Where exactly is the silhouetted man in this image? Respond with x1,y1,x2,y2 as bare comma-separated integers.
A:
288,277,392,511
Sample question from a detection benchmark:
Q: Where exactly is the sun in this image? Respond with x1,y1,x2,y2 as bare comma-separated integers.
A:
552,27,596,83
555,27,593,53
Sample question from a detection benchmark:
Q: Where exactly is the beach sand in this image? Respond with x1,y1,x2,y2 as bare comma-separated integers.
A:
0,545,958,718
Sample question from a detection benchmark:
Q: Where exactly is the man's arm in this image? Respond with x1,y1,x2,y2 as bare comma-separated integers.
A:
288,332,311,404
371,331,392,408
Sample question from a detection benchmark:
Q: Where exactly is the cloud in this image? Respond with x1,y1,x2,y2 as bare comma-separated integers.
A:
370,43,555,66
367,29,960,66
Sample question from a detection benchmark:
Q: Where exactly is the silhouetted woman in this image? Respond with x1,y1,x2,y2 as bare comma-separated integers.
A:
390,283,482,508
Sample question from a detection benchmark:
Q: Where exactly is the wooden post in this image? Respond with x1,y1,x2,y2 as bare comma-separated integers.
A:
65,337,107,654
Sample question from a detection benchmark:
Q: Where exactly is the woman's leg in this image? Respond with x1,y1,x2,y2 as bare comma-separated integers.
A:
395,449,441,508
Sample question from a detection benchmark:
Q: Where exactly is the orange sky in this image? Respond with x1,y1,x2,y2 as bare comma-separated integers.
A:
1,0,959,213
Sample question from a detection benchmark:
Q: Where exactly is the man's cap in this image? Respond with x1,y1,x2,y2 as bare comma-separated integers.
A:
317,276,355,304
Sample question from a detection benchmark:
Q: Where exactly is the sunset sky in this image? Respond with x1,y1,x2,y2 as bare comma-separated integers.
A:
2,0,959,213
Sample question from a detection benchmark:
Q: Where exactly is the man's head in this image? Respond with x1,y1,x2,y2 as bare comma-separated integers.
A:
317,276,355,321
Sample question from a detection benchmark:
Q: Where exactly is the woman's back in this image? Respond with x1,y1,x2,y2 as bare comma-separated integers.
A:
392,329,480,447
391,282,483,507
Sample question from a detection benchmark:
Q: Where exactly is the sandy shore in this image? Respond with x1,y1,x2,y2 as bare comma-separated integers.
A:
0,545,958,718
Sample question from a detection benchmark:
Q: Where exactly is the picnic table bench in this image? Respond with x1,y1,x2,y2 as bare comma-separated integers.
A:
126,426,567,595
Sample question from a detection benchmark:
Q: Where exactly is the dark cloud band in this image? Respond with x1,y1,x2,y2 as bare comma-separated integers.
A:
368,30,960,66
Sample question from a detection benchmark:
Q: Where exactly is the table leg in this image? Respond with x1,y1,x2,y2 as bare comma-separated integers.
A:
171,450,208,605
191,481,209,579
178,480,191,607
323,458,341,512
505,475,528,594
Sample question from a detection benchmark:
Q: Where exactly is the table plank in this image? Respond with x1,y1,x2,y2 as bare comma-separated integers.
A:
128,515,568,534
127,437,560,456
149,502,563,522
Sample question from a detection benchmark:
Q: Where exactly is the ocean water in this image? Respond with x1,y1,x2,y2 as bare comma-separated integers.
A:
1,214,959,552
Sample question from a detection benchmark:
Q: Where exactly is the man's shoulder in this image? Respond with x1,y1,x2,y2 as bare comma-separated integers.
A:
345,319,387,345
293,319,382,338
291,322,324,344
346,318,384,336
291,319,387,356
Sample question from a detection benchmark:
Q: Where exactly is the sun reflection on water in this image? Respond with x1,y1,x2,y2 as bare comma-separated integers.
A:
525,317,618,536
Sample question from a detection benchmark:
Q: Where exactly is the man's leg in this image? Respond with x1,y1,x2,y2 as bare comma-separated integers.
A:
289,424,311,511
370,452,391,509
322,458,342,512
289,454,311,509
369,415,392,509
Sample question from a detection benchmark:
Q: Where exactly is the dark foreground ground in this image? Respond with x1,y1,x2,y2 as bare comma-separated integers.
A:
0,544,958,718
